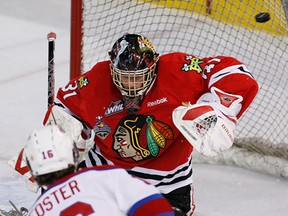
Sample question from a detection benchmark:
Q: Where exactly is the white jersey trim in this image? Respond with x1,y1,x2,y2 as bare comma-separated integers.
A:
208,64,253,88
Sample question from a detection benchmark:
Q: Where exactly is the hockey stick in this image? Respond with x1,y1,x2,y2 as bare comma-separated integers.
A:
47,32,56,108
0,200,28,216
7,32,58,193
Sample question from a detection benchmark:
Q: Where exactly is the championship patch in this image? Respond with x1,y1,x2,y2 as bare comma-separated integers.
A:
93,116,111,140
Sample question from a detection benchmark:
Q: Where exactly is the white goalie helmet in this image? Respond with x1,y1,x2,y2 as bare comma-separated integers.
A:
25,125,79,177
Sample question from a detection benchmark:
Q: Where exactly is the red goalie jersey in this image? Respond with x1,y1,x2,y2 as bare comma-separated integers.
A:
46,52,258,214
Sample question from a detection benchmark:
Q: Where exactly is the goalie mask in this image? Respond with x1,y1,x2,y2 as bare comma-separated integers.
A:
25,125,79,178
109,34,159,98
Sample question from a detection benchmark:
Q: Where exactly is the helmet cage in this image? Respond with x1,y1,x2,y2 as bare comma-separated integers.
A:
110,60,158,97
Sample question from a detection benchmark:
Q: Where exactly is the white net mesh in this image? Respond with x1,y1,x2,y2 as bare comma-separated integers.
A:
74,0,288,177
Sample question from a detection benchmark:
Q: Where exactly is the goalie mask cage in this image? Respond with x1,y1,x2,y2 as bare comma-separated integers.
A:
70,0,288,178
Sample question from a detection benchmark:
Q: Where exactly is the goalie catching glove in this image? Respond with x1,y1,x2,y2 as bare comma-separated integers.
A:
172,87,243,157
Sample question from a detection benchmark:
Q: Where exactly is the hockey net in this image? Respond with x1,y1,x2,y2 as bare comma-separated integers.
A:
70,0,288,178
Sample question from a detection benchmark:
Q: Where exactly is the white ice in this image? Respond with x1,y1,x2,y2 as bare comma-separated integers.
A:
0,1,287,216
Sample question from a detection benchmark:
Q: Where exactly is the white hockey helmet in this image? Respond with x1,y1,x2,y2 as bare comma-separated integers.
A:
25,125,79,177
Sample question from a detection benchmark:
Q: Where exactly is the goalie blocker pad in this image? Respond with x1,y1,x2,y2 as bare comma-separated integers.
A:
172,103,234,157
8,106,95,192
44,105,95,161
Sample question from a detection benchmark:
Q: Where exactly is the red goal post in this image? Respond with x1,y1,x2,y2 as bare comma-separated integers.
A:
70,0,288,178
70,0,83,79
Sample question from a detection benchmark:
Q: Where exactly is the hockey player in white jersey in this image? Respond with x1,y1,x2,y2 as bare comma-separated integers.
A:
25,125,175,216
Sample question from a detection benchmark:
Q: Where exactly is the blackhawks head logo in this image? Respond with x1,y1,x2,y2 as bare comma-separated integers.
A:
112,114,174,161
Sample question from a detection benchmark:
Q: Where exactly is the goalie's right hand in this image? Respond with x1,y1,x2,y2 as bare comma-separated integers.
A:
172,103,235,157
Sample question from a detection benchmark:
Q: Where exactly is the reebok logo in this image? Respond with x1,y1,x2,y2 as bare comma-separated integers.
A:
147,97,168,107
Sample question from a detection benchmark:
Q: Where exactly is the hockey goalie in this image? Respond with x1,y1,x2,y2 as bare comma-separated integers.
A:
9,34,258,215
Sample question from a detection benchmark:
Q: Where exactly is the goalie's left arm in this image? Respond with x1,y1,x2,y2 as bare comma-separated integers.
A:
203,56,259,120
173,57,258,157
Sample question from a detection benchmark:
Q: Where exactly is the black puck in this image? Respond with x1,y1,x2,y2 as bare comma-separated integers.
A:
255,12,270,23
